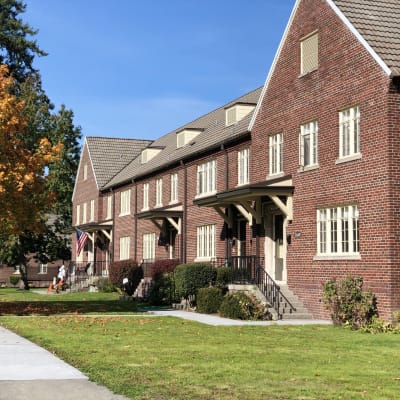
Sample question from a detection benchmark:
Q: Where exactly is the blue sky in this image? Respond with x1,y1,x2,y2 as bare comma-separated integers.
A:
24,0,295,141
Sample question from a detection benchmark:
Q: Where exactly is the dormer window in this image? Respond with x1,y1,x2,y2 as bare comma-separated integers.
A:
225,103,255,126
176,129,203,148
141,148,162,164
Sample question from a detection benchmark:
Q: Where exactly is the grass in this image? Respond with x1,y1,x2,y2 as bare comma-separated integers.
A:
1,288,400,399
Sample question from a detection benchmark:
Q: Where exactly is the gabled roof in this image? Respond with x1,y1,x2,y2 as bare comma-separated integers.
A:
86,137,152,189
332,0,400,75
103,87,262,189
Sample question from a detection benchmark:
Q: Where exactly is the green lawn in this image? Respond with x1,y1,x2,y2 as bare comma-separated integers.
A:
1,288,400,399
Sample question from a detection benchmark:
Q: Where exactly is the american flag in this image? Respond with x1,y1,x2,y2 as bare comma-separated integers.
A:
75,228,88,256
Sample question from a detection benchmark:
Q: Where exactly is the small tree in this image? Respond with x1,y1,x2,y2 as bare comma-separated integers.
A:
109,260,143,296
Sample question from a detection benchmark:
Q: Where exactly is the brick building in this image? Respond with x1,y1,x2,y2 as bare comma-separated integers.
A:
72,0,400,319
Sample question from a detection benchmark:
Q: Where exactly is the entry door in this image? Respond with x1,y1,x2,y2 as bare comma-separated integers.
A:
273,214,284,281
169,229,175,259
237,220,247,257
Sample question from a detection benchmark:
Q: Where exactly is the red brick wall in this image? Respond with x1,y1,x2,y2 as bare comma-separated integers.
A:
251,0,397,319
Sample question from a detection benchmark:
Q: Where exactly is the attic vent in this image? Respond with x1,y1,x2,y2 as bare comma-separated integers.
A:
225,104,256,126
176,129,202,148
301,31,318,75
141,148,162,164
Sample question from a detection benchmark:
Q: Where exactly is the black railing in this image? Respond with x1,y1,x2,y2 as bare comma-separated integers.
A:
68,261,109,291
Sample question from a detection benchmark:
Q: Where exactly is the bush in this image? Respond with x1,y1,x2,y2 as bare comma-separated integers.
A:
196,287,224,314
94,277,116,293
216,267,231,291
9,275,20,287
148,259,179,279
322,276,378,329
219,292,266,320
173,263,216,300
148,272,175,306
109,260,143,296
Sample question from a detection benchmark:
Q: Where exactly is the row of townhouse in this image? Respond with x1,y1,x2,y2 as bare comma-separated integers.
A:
73,0,400,319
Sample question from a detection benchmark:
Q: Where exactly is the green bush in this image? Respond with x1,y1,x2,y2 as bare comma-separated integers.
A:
109,260,143,296
219,292,266,320
322,276,378,329
173,263,216,300
148,272,175,306
148,259,179,279
95,277,116,293
9,275,20,287
196,287,224,314
216,267,231,289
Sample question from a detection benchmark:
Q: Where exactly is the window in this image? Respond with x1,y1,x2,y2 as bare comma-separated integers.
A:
120,189,131,216
269,133,283,176
82,202,87,224
90,199,95,222
156,178,163,207
176,129,202,148
339,106,360,159
143,233,155,261
301,32,318,74
39,263,48,274
83,164,88,180
170,173,178,203
317,205,359,256
106,195,112,220
300,121,318,168
143,183,149,210
197,224,216,259
197,160,216,196
120,236,130,260
76,204,80,225
238,148,249,185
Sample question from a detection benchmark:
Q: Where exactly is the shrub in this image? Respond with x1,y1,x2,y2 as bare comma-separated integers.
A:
148,259,179,279
94,277,116,293
216,267,232,290
109,260,143,296
322,276,378,329
219,292,266,320
148,272,176,306
196,287,224,314
9,275,20,287
173,263,216,300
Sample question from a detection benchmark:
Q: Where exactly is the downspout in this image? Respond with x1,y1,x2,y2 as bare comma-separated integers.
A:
222,143,230,260
181,160,187,264
133,179,137,262
111,188,115,263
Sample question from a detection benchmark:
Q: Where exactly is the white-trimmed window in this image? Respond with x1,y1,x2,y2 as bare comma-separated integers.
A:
156,178,163,207
339,106,360,159
76,204,80,225
82,202,87,224
238,148,249,186
300,121,318,168
120,189,131,216
301,31,318,75
197,160,216,196
317,205,359,256
269,133,283,176
143,183,149,210
83,164,88,180
120,236,130,260
143,233,155,261
197,224,216,260
106,195,112,220
90,199,95,222
170,173,178,203
39,263,48,274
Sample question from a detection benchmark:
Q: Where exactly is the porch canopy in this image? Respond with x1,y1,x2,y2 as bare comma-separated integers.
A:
76,222,113,242
136,207,183,234
193,176,294,226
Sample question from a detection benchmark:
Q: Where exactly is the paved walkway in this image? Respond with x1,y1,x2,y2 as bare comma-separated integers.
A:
0,310,331,399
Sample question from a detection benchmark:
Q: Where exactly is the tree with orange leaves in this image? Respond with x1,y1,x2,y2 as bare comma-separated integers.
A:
0,64,62,237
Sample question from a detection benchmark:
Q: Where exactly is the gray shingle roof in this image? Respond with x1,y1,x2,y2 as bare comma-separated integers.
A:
333,0,400,75
104,88,262,189
86,137,152,189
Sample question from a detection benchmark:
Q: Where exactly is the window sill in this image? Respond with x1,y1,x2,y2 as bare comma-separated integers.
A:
335,153,362,165
195,191,217,200
236,182,249,188
267,172,284,180
169,200,179,205
141,207,149,212
119,213,131,217
297,164,319,173
298,68,318,78
194,257,214,262
313,254,361,261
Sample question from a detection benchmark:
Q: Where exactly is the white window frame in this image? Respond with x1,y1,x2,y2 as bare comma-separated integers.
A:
83,164,88,181
143,233,155,261
197,160,216,196
196,224,216,260
299,121,318,168
269,133,283,176
170,173,178,204
120,236,130,260
106,195,112,220
82,202,87,224
238,148,249,186
317,205,359,257
155,178,163,207
300,31,318,75
76,204,80,225
339,106,360,160
143,183,149,211
39,263,48,274
90,199,95,222
120,189,131,216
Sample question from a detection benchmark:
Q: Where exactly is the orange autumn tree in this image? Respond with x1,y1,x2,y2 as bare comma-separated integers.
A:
0,64,62,236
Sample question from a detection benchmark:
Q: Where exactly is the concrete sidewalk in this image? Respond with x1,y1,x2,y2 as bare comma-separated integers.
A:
0,326,129,400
